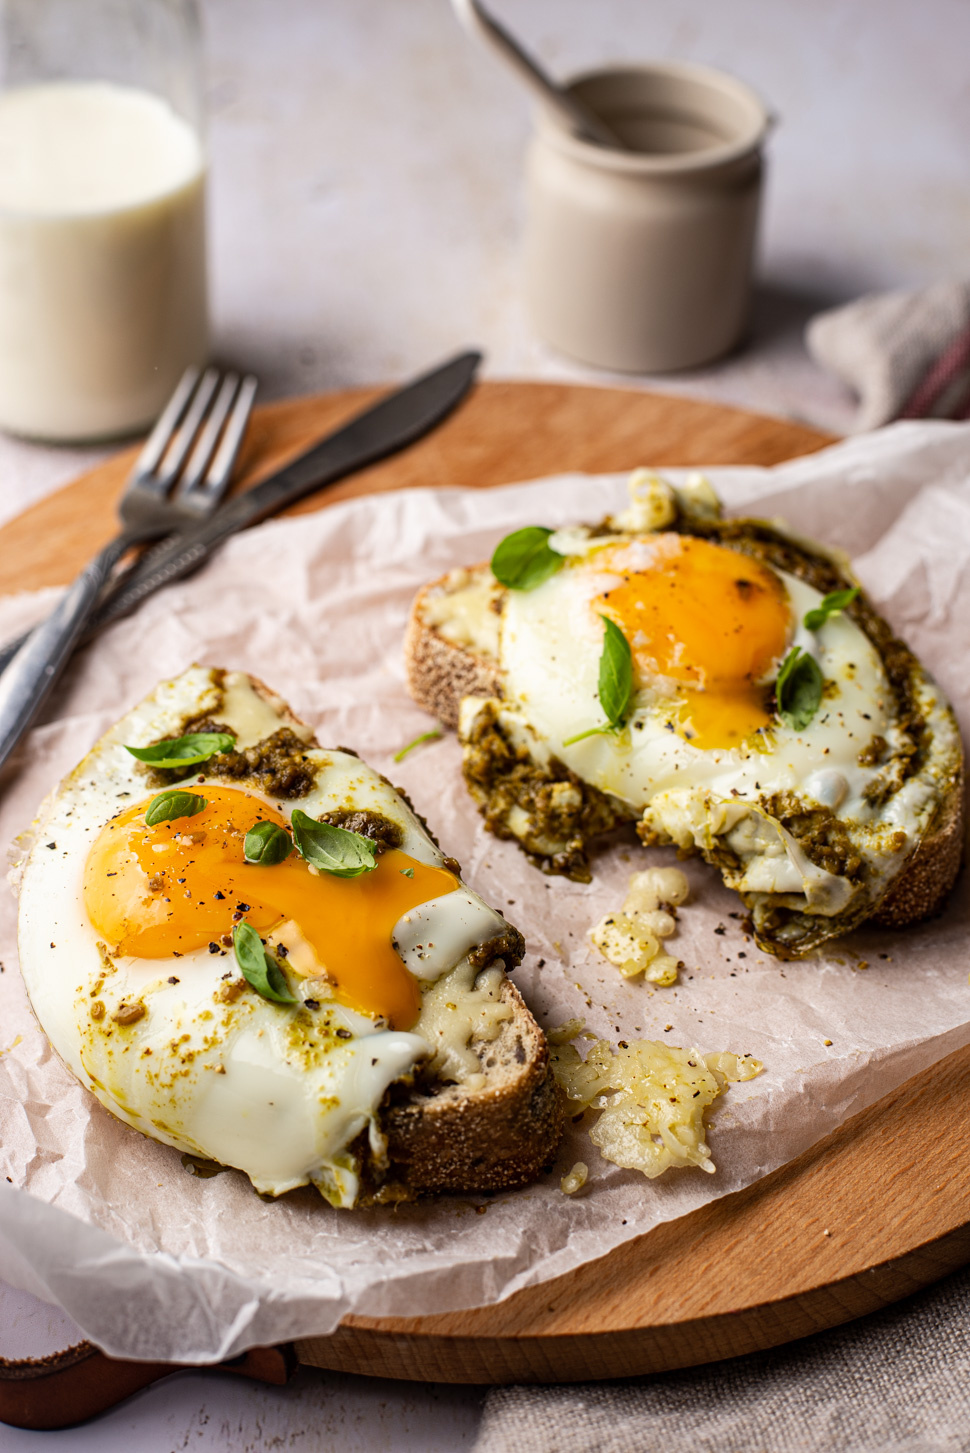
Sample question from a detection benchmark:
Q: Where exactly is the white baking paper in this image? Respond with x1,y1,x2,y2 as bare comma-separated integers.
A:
0,419,968,1364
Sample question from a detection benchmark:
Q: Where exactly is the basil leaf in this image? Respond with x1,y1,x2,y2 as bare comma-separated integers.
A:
561,616,634,746
145,790,208,826
598,615,634,729
491,526,564,591
125,732,236,770
244,820,294,865
803,586,859,632
394,728,442,763
776,648,824,731
233,920,297,1005
290,810,378,878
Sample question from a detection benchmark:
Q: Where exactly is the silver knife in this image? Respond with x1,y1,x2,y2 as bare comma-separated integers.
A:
0,348,481,774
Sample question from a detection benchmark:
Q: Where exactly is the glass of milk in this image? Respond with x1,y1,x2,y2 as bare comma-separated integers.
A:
0,0,208,441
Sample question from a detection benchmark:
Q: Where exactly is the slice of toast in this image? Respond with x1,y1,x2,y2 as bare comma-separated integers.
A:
404,483,964,957
14,667,563,1209
233,676,564,1200
180,672,566,1201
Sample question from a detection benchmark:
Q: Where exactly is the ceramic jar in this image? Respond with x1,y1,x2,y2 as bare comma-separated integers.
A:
524,62,771,374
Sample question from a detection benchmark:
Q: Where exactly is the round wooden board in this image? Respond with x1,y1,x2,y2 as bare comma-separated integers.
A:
4,380,968,1385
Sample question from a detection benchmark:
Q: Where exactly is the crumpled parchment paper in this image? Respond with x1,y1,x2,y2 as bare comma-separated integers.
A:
0,419,968,1364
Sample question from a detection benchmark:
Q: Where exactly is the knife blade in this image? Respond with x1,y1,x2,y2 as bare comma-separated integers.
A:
0,348,481,683
85,348,482,632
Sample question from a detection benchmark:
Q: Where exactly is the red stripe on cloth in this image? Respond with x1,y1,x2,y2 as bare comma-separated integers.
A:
897,317,970,419
953,377,970,421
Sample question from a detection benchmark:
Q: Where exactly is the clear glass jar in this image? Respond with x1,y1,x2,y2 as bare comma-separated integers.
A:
0,0,208,441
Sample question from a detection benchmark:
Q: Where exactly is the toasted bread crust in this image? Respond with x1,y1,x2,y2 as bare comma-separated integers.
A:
404,583,501,731
383,980,563,1194
405,573,964,938
870,764,965,928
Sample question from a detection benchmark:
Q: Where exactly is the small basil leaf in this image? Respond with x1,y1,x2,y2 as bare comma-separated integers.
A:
803,587,859,632
125,732,236,770
290,810,378,878
598,615,634,729
561,617,634,746
776,647,824,731
233,920,298,1004
491,526,564,591
244,820,294,866
393,728,442,763
145,790,208,826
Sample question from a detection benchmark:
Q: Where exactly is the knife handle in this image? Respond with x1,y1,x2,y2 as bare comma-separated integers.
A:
0,537,127,775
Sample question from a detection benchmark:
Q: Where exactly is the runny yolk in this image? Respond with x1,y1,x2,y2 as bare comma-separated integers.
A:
594,534,791,749
83,785,458,1029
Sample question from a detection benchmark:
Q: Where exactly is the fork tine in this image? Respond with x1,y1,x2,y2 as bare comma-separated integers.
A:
154,366,221,490
191,373,259,506
132,367,201,482
178,371,241,497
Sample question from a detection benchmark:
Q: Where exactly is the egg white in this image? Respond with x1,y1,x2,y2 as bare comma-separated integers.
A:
15,666,510,1207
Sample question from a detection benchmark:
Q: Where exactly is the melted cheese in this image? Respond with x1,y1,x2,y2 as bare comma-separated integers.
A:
422,568,501,660
413,960,514,1086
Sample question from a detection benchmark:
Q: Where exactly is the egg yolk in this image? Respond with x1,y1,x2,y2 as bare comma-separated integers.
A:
83,785,458,1029
595,534,791,749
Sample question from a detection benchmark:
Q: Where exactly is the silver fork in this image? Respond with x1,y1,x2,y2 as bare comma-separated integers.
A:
0,366,258,776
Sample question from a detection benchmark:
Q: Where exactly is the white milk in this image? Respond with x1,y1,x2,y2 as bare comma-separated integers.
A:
0,81,207,441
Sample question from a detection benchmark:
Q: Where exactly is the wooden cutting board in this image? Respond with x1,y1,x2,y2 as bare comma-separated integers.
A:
4,379,969,1392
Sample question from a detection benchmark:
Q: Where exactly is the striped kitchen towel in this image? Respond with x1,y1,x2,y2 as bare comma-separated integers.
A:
807,279,970,430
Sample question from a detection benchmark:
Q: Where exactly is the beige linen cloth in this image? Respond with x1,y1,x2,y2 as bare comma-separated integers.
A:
808,279,970,429
474,1264,970,1452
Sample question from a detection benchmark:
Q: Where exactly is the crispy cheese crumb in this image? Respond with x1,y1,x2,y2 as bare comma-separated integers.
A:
610,469,677,533
590,867,689,985
560,1162,588,1196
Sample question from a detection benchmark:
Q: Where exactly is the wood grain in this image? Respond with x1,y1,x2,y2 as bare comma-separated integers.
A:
300,1038,970,1381
7,379,964,1385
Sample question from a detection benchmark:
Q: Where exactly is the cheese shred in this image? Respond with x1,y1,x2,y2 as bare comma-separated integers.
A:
550,1032,762,1179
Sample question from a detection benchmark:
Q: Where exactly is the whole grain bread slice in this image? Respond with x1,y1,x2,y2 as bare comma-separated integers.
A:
404,557,965,940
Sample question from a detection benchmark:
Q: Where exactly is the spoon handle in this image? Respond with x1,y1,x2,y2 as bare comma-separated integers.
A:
452,0,627,150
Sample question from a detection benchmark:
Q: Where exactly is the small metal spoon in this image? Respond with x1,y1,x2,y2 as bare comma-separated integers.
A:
451,0,628,150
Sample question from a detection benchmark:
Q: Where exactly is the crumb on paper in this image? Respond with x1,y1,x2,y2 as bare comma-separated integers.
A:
590,867,689,987
549,1026,763,1180
560,1162,588,1196
547,1017,591,1046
